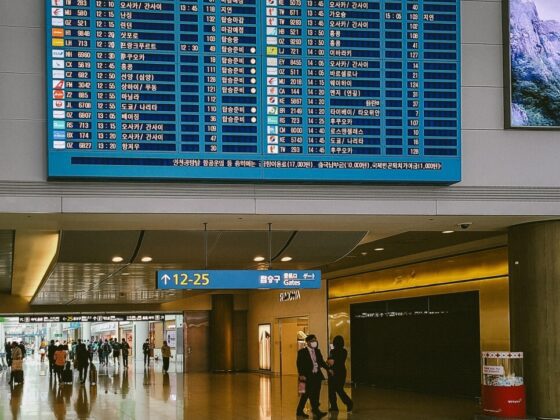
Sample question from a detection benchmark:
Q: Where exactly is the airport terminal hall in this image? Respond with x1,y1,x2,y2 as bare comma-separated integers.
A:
1,0,560,419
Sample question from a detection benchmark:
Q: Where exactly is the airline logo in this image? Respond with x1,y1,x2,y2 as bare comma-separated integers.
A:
267,106,278,115
267,96,277,105
267,86,278,95
266,27,278,36
267,18,277,26
53,120,65,130
267,125,278,134
266,46,278,56
266,7,277,16
52,38,64,47
52,28,64,38
52,70,64,79
267,77,278,86
51,8,63,17
267,57,278,66
266,67,278,76
53,90,64,100
53,110,65,119
267,135,278,144
52,60,64,69
52,0,63,6
267,116,278,125
53,131,66,140
53,141,66,150
53,100,65,110
52,49,64,58
267,145,279,154
53,80,65,90
267,37,278,45
52,18,63,26
266,0,277,5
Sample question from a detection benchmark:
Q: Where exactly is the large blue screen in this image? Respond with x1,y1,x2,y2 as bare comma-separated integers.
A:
46,0,461,183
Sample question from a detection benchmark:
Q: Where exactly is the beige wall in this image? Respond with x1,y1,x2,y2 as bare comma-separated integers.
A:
247,283,328,374
328,248,510,379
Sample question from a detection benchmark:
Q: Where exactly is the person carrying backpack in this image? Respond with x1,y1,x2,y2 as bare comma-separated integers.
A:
111,338,121,366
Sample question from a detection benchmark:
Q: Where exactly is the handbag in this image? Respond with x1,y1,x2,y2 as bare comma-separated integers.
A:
298,379,306,394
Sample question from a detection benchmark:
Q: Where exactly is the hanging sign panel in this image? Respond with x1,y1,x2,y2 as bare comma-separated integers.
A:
156,270,321,289
46,0,461,183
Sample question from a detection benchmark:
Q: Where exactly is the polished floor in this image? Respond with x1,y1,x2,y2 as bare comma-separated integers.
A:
0,358,478,419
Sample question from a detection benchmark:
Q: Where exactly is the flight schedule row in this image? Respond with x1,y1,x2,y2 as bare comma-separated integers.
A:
47,0,461,182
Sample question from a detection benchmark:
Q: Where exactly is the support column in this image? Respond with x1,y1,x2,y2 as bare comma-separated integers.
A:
210,294,234,372
509,221,560,418
134,321,149,362
81,323,91,342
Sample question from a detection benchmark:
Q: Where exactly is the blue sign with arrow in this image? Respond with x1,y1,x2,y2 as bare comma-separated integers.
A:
156,270,321,290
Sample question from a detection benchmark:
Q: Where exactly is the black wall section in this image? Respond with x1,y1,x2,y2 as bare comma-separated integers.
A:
350,291,481,397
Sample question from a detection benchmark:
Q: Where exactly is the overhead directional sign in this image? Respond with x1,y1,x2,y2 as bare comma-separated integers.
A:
156,270,321,290
18,314,166,323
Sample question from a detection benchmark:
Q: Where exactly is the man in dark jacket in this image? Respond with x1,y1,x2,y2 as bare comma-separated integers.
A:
296,334,330,418
5,341,12,367
75,339,89,384
47,340,57,375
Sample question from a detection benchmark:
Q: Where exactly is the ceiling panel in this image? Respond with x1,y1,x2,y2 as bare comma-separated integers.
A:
32,230,366,305
0,230,14,293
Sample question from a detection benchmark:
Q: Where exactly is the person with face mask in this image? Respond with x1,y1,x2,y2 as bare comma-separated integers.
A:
296,334,330,418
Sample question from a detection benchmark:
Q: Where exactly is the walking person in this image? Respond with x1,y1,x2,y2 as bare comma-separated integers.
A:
47,340,57,376
75,339,89,385
121,338,130,368
327,336,353,413
54,345,66,383
10,342,23,386
102,340,111,366
111,338,121,367
142,339,150,367
296,335,329,419
97,340,104,365
161,341,171,373
5,340,12,368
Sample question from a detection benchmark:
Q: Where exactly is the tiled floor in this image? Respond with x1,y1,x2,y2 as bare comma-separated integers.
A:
0,359,478,419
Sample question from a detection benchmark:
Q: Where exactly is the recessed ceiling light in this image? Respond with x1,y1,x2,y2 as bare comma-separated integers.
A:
96,273,106,276
281,256,292,262
442,230,455,234
374,248,385,252
360,252,368,256
121,273,130,276
112,256,124,263
141,256,153,263
254,256,266,262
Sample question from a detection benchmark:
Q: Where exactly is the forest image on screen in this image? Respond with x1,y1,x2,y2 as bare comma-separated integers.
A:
510,0,560,127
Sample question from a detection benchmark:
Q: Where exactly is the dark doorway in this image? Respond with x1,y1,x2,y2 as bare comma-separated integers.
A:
350,291,481,397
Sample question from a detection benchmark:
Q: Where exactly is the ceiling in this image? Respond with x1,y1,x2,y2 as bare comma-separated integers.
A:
324,231,503,273
0,230,14,293
32,230,366,305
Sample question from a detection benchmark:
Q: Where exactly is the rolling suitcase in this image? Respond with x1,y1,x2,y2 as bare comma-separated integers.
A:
62,361,73,384
11,369,24,386
89,363,97,386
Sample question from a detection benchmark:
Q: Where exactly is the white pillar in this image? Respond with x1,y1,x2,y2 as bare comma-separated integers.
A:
0,323,5,346
81,323,91,342
134,321,149,361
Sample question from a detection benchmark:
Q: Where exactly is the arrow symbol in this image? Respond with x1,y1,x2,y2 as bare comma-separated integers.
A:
161,274,171,284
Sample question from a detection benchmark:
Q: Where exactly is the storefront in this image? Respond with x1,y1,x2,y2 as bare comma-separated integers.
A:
328,247,510,397
91,322,119,342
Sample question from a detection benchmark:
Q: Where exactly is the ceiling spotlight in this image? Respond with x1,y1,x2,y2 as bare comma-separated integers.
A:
281,256,292,262
360,252,368,256
374,248,385,252
254,256,266,262
112,256,124,263
141,256,153,263
442,230,455,234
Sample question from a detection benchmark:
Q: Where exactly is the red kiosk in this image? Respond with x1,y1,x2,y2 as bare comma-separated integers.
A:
481,352,526,418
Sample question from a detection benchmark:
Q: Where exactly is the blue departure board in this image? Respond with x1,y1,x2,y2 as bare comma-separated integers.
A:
46,0,461,183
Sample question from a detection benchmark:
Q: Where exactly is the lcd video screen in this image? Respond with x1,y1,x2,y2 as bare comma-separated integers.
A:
508,0,560,128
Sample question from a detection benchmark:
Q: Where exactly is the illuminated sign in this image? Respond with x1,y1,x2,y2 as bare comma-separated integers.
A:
156,270,321,289
507,0,560,128
46,0,461,182
18,314,166,323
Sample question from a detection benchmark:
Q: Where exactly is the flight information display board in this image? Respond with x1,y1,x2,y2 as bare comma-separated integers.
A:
46,0,461,183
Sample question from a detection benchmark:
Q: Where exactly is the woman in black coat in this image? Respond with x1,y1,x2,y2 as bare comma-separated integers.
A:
328,335,353,412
